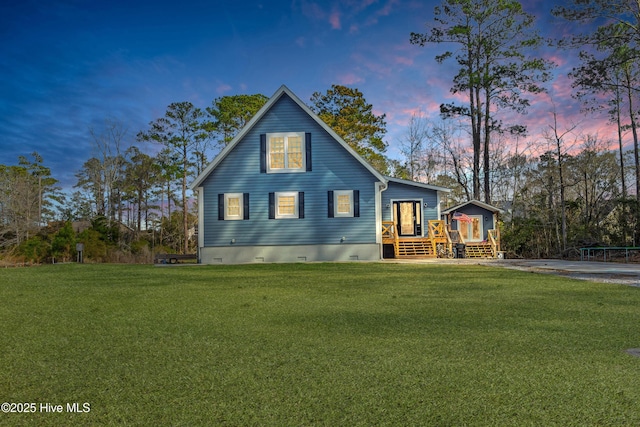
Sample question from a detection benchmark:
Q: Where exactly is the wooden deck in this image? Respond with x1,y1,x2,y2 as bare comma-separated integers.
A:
382,220,500,259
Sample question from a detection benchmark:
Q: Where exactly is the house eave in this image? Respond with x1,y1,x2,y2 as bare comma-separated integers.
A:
442,199,504,215
384,176,451,193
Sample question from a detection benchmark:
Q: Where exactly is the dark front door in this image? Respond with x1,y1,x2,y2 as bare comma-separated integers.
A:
394,201,422,237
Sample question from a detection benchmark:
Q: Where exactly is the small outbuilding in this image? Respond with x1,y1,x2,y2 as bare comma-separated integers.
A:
442,200,504,258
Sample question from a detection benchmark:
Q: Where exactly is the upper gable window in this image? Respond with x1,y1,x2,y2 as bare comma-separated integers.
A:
264,132,307,173
268,132,304,172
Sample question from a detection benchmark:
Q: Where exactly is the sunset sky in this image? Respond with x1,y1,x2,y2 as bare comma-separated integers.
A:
1,0,615,188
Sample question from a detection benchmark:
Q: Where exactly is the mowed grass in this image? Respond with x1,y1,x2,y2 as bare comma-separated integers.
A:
1,263,639,426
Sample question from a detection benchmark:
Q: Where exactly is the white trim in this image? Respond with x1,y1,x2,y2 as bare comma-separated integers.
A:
197,187,204,249
442,199,504,215
384,176,451,193
375,181,386,246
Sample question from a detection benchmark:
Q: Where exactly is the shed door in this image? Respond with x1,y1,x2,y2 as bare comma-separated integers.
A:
394,201,422,237
459,215,483,242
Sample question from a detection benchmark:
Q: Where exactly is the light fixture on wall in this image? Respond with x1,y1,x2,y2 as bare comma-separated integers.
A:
423,202,428,208
386,203,390,208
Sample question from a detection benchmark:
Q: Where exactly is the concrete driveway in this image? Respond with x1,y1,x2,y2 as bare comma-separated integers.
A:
386,258,640,286
488,259,640,287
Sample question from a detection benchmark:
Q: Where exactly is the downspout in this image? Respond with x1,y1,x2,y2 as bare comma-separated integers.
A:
376,180,388,260
196,187,204,263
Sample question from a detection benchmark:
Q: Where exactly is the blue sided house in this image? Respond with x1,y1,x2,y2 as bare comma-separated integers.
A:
190,85,451,264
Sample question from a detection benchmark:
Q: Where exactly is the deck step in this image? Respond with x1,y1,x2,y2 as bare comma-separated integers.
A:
395,239,436,258
464,244,494,258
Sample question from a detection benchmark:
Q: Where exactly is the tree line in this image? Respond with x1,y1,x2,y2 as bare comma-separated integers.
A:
1,0,639,263
404,0,640,256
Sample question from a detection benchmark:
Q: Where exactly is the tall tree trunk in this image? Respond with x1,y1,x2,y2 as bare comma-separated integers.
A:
615,84,627,198
556,140,567,252
615,84,629,244
137,187,142,232
468,34,481,201
624,67,640,241
472,85,482,200
182,144,189,255
483,85,491,204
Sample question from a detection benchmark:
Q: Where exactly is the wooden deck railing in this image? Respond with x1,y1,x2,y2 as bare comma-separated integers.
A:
488,229,499,257
382,220,500,259
382,221,399,255
428,220,451,255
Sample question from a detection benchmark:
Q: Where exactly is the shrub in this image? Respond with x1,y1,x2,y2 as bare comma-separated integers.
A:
15,235,50,263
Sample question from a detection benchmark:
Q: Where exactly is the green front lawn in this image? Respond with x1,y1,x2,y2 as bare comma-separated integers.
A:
1,263,639,426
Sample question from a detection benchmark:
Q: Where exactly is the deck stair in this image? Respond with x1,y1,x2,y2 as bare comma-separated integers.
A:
383,220,459,259
464,243,494,258
396,238,435,258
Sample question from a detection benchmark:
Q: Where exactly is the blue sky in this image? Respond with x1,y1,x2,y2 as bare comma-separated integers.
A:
0,0,610,188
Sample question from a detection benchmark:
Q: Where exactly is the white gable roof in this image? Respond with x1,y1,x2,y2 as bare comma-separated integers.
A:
190,85,386,189
442,199,504,214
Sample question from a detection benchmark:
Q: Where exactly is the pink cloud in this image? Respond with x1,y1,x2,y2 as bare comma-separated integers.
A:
338,73,364,85
378,0,398,17
350,52,392,78
364,0,399,26
300,1,326,21
394,56,413,66
299,1,344,31
550,74,575,103
402,104,439,118
216,84,232,94
546,52,568,68
329,10,341,29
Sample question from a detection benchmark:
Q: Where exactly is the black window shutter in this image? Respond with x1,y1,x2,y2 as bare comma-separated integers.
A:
305,133,312,171
268,192,275,219
243,193,250,220
353,190,360,217
298,192,305,219
218,194,225,220
260,134,267,173
328,191,334,218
